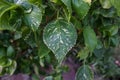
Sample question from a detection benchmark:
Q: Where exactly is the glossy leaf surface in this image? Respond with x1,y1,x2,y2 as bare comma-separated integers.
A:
23,5,42,31
43,19,77,63
75,65,94,80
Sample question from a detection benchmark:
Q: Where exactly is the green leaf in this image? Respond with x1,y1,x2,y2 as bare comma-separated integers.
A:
32,74,39,80
0,1,22,30
111,0,120,16
0,66,3,74
7,46,15,57
100,0,112,9
0,0,13,17
75,65,94,80
61,0,72,13
83,27,97,52
72,0,90,19
23,5,42,31
43,19,77,63
0,48,6,59
44,76,53,80
78,47,89,60
71,16,82,30
0,14,12,30
83,0,91,5
0,58,12,67
8,60,17,75
38,39,51,58
108,25,118,36
14,31,22,40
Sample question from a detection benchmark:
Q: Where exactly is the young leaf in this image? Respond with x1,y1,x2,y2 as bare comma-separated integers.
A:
43,19,77,63
72,0,90,19
23,5,42,31
100,0,112,9
78,47,89,60
83,27,97,52
75,65,94,80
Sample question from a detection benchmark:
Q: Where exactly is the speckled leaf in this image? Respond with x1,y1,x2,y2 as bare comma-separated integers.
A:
83,27,97,52
23,5,42,31
43,19,77,63
72,0,90,19
75,65,94,80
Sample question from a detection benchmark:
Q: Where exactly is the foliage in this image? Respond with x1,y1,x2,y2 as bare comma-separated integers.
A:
0,0,120,80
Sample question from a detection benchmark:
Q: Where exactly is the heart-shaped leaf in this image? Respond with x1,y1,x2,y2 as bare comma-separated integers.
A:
43,19,77,63
75,65,94,80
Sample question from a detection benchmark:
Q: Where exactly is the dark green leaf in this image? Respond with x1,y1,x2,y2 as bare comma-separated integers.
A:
43,19,77,63
111,0,120,16
23,5,42,31
38,39,50,58
75,65,94,80
72,0,90,19
0,48,6,59
7,46,15,57
61,0,72,13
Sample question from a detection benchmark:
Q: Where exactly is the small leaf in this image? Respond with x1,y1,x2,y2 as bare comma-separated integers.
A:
61,0,72,13
32,74,39,80
71,16,82,30
109,25,118,36
100,0,112,9
14,31,22,40
111,0,120,16
7,46,15,57
0,48,6,59
0,58,12,67
23,5,42,31
83,27,97,52
44,76,53,80
38,38,51,58
0,0,13,17
0,0,23,31
72,0,90,19
8,60,17,75
83,0,91,5
78,47,89,60
75,65,94,80
43,19,77,63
